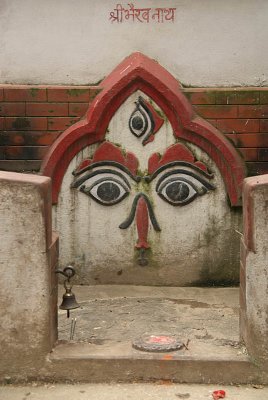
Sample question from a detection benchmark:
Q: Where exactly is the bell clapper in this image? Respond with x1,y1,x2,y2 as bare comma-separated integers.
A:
70,318,77,340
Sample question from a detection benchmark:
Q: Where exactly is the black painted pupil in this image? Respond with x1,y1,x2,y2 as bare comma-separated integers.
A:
166,181,189,202
131,115,144,130
97,182,120,202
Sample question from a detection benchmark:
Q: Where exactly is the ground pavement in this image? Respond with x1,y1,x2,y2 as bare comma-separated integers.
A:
1,383,267,400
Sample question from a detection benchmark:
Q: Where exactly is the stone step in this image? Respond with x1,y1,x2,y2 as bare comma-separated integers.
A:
44,340,262,384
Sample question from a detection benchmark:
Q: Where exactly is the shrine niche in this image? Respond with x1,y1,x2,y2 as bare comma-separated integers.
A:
41,53,245,286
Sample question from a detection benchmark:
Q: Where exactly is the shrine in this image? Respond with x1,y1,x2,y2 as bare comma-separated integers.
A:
42,53,245,287
0,2,268,384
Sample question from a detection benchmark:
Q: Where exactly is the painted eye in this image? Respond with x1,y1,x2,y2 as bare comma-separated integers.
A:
129,103,149,138
157,178,200,206
80,177,129,206
129,96,155,140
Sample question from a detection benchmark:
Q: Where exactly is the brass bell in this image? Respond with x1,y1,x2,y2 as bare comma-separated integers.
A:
60,284,80,318
56,266,80,318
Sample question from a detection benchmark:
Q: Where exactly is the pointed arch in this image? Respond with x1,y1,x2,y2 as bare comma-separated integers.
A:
41,52,246,205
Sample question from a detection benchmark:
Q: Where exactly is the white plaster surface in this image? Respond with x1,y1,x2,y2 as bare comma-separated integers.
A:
0,0,267,86
54,91,241,285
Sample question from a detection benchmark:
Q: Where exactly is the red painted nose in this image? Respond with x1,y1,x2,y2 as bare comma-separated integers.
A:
135,196,150,249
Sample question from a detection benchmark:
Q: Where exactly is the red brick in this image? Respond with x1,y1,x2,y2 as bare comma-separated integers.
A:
47,88,90,102
216,90,259,105
258,148,268,161
246,162,268,176
260,91,268,104
89,87,102,101
238,148,258,161
226,134,268,147
69,103,88,117
0,117,4,129
26,103,68,116
217,119,259,133
207,119,217,127
0,132,25,145
0,88,3,101
184,90,216,105
34,131,61,145
47,117,79,131
4,87,47,102
1,146,48,160
0,131,61,146
0,160,41,171
5,117,47,131
238,105,268,118
260,119,268,132
0,102,25,117
194,105,237,119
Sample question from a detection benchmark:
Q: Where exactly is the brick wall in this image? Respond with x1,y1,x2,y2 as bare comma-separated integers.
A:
0,85,268,176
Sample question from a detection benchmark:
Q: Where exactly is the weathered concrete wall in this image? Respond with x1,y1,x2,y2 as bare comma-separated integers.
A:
53,90,242,286
240,174,268,366
0,0,267,86
0,172,58,380
54,144,242,286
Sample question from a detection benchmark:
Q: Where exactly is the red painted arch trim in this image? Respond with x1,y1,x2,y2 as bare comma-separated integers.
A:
41,52,246,205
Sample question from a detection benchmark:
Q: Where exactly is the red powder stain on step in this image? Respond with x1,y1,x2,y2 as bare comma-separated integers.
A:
162,354,174,360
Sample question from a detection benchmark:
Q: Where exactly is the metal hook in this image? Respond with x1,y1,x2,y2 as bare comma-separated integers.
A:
55,266,76,280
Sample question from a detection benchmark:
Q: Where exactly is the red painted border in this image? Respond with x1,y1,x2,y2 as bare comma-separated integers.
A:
40,52,246,205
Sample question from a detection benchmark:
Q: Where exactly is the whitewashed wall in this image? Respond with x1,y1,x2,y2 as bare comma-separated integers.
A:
0,0,267,86
54,92,241,286
0,172,57,378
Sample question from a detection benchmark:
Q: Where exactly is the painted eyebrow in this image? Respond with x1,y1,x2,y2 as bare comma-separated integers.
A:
145,161,214,183
71,168,132,189
72,161,141,181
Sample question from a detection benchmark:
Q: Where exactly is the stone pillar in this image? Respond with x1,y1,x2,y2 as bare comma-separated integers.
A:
0,172,58,381
240,174,268,367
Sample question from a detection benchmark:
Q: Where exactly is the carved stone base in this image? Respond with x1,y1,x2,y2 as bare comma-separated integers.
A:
132,334,184,352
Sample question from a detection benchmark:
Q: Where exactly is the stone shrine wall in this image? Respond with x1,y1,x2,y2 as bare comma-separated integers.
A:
0,172,58,379
39,53,246,285
240,174,268,367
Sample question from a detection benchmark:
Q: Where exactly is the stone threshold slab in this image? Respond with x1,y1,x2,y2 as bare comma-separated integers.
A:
46,340,261,384
50,286,266,384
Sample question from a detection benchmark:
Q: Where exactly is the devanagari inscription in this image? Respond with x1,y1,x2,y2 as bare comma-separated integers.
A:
109,3,176,23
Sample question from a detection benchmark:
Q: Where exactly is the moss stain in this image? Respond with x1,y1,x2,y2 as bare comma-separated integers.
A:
191,211,241,287
86,78,104,86
133,247,160,269
30,88,39,97
148,98,167,120
12,117,30,130
67,88,88,97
